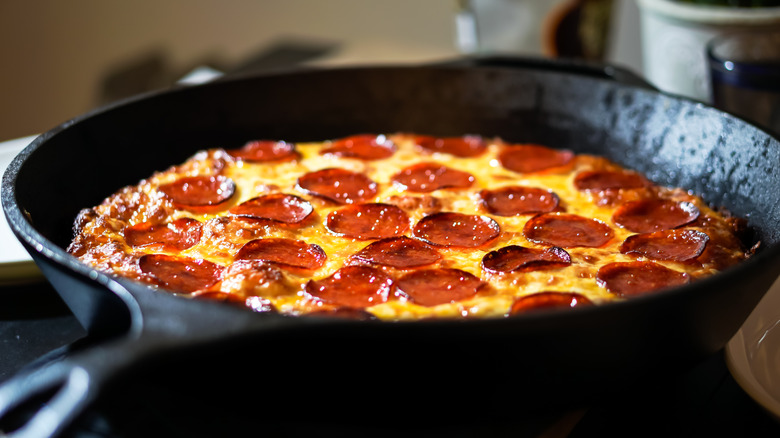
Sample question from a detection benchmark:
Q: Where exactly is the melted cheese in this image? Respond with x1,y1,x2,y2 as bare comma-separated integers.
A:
68,134,749,321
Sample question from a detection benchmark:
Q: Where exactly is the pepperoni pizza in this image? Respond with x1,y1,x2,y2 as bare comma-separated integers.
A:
67,134,751,320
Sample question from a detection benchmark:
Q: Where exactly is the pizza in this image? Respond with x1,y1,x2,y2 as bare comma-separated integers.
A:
66,133,752,320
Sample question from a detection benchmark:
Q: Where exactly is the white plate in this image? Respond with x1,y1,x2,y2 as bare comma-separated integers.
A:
726,275,780,421
0,135,43,284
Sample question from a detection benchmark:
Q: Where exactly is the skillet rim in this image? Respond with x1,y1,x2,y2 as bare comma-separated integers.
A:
3,61,780,332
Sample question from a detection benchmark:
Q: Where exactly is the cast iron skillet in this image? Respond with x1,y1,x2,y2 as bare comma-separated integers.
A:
3,57,780,436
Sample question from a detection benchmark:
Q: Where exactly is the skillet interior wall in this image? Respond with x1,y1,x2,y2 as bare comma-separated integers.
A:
13,65,780,252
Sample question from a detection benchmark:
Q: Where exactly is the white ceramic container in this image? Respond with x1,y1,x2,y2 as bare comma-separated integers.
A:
637,0,780,102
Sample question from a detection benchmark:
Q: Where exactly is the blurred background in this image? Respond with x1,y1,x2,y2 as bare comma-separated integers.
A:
0,0,642,142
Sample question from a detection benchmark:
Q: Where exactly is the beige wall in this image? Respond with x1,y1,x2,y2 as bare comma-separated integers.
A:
0,1,459,140
0,1,640,141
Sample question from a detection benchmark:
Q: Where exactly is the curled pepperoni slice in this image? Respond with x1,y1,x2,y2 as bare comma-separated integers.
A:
414,212,500,248
391,163,475,193
226,140,298,162
305,266,394,308
482,246,571,274
158,175,236,213
351,236,441,269
524,213,614,248
479,186,560,216
415,135,487,157
229,193,313,224
325,203,410,240
498,144,574,173
124,218,202,251
396,268,485,307
235,238,326,270
320,134,396,160
597,261,690,297
138,254,223,294
620,229,709,262
612,199,699,233
573,170,649,192
509,292,593,315
297,168,378,204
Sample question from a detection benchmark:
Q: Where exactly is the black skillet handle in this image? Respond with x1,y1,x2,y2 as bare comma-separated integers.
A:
0,335,156,438
434,55,657,92
0,278,304,438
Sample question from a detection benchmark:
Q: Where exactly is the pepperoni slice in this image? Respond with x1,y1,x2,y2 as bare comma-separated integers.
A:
413,212,500,248
124,218,202,251
498,144,574,173
415,135,487,157
226,140,298,162
524,213,614,248
297,168,378,204
391,163,475,193
597,261,690,297
482,246,571,273
351,236,441,269
573,170,649,192
325,203,410,240
320,134,396,160
508,292,593,315
138,254,223,294
479,186,560,216
612,199,700,233
234,238,327,270
229,193,313,224
305,266,394,308
158,175,236,213
620,229,709,262
396,268,484,307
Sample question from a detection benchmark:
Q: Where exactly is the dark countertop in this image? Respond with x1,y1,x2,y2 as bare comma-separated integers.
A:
1,279,779,438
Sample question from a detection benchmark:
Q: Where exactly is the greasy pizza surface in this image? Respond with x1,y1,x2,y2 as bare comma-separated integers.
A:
67,134,751,320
